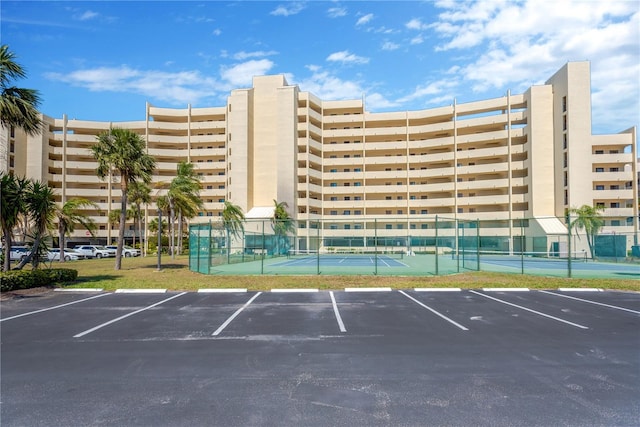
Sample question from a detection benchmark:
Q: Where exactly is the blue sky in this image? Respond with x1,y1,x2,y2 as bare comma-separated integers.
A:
2,0,638,135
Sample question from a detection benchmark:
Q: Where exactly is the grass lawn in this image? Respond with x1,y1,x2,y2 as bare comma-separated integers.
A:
50,255,640,292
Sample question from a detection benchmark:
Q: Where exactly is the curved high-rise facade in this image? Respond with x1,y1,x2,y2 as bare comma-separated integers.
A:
1,62,637,252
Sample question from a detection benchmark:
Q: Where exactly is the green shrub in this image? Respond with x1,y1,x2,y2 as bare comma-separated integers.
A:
0,268,78,292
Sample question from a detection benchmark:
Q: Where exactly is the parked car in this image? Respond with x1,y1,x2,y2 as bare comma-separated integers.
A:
9,246,32,262
74,245,112,259
106,245,141,257
48,248,86,261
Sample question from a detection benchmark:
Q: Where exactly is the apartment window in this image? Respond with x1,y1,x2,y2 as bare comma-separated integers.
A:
595,150,604,154
206,185,213,189
421,224,428,229
344,224,351,229
564,172,568,187
396,224,403,229
354,223,362,229
410,195,416,200
330,169,337,173
610,185,619,190
344,168,350,172
563,153,567,168
609,150,618,154
420,196,427,199
410,224,416,229
563,116,567,131
344,196,351,201
330,224,338,230
330,183,337,187
9,142,14,153
421,210,428,214
596,202,605,208
397,210,403,214
386,224,392,229
458,208,464,213
397,182,402,185
206,212,213,217
354,196,362,201
610,202,619,208
563,134,567,149
595,185,604,191
330,210,338,215
386,196,392,200
354,168,361,172
343,210,351,215
385,168,392,171
354,182,362,186
354,210,362,215
609,167,619,172
330,197,337,201
385,210,392,215
564,190,568,205
344,183,350,187
611,220,621,226
218,199,225,203
562,96,567,112
595,167,604,172
397,196,403,200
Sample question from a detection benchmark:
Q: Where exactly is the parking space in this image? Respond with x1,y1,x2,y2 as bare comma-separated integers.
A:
2,288,639,426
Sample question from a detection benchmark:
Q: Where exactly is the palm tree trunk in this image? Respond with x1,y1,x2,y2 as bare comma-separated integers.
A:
58,222,66,263
169,200,175,259
138,214,144,257
3,229,12,272
15,233,42,270
178,211,183,255
115,181,127,270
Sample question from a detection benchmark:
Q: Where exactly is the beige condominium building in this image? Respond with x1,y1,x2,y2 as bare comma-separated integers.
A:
1,61,638,255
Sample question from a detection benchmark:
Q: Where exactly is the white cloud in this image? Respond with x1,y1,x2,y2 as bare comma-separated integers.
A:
406,18,428,31
212,28,222,36
410,35,424,45
327,7,347,18
356,13,373,26
326,50,369,64
233,50,278,60
271,2,306,17
291,69,365,101
381,41,400,51
220,59,275,87
45,66,222,105
76,10,99,21
429,0,639,131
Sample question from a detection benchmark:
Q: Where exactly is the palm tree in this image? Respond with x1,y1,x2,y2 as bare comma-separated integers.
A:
128,181,151,254
570,204,605,258
0,44,43,135
272,200,294,256
222,201,245,262
1,173,28,271
160,162,202,258
90,128,156,270
55,198,97,263
15,180,56,269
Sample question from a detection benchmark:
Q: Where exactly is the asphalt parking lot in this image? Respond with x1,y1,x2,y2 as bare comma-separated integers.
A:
1,288,639,426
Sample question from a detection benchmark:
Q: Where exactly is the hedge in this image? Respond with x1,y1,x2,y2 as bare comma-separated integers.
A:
0,268,78,293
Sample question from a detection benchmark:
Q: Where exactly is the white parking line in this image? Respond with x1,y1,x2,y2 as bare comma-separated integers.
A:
469,290,589,329
483,288,530,292
557,288,602,292
414,288,461,292
345,287,392,292
329,291,346,333
271,289,318,293
399,290,469,331
54,288,103,292
212,292,262,336
540,291,640,315
198,289,248,293
115,289,167,293
73,292,187,338
1,293,110,322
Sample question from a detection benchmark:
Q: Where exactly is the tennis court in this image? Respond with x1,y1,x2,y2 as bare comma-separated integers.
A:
273,251,408,268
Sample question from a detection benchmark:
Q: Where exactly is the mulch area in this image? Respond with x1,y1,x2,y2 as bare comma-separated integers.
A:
0,286,54,301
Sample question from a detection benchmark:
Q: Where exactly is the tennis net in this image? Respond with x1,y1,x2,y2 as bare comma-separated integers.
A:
287,249,405,260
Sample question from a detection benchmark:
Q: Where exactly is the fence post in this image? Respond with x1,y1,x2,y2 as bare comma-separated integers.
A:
374,219,378,275
208,220,212,272
520,221,524,275
476,219,480,271
261,220,265,275
435,215,439,276
567,216,572,278
317,221,320,275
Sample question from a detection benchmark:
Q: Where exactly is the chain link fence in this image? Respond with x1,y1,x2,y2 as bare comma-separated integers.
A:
189,215,639,279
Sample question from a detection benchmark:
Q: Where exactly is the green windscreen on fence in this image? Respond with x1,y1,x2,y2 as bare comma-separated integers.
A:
187,215,639,279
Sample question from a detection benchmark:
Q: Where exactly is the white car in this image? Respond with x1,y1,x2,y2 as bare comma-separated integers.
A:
9,246,31,261
48,248,85,261
74,245,112,259
106,245,141,257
